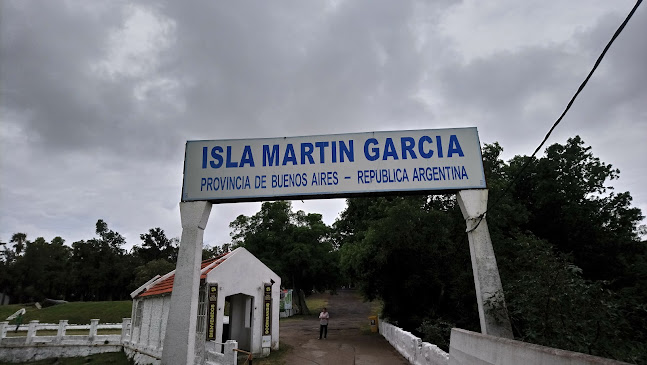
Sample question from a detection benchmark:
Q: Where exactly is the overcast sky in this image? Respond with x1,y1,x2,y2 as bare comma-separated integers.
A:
1,0,645,250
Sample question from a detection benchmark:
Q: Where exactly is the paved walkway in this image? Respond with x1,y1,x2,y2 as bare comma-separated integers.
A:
279,289,408,365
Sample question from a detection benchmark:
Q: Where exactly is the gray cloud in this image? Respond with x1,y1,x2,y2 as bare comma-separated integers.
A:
429,4,646,219
1,0,645,248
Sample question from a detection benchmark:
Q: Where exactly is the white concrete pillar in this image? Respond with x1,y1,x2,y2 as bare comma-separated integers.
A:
89,319,99,338
56,320,68,343
0,321,7,339
457,189,513,339
121,318,131,343
224,340,238,365
162,201,212,365
26,320,38,344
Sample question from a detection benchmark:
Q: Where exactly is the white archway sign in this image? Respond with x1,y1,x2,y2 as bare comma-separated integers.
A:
162,128,513,364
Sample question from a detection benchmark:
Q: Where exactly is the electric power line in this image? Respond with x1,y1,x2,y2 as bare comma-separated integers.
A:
467,0,643,233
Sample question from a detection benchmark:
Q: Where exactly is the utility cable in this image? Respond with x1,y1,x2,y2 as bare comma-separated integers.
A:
467,0,643,233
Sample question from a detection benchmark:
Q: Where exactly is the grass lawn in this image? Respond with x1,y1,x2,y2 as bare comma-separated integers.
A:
0,301,132,325
0,351,131,365
368,298,383,316
304,295,328,316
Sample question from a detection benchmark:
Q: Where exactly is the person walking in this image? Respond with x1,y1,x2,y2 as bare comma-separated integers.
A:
14,311,23,332
319,307,329,339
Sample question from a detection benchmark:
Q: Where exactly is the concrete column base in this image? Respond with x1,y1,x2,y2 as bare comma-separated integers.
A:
56,320,68,343
224,340,238,365
457,189,513,339
0,322,8,339
26,320,38,344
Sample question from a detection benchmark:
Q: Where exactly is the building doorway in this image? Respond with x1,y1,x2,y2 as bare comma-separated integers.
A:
223,293,254,352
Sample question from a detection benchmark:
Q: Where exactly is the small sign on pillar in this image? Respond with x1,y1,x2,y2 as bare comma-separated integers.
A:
207,284,218,340
263,283,272,340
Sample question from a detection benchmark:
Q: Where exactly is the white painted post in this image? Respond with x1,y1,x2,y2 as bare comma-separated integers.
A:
224,340,238,365
89,319,99,338
56,320,68,343
122,318,131,343
162,201,212,365
457,189,513,338
26,320,38,344
0,321,7,339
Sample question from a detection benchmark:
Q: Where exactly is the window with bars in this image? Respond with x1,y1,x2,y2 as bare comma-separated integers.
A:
196,283,207,335
195,283,208,363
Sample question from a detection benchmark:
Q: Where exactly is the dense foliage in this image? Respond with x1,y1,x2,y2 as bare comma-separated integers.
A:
334,136,646,363
0,223,184,302
230,201,341,313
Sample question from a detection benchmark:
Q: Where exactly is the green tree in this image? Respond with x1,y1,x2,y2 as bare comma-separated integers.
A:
129,258,177,292
230,201,339,314
484,137,647,362
47,237,72,299
202,243,231,260
507,136,644,282
337,137,646,362
133,227,179,264
0,240,11,302
8,236,71,302
495,234,644,362
69,220,134,301
10,233,27,256
337,195,478,333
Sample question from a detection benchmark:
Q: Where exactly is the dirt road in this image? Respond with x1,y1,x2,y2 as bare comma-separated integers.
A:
278,289,408,365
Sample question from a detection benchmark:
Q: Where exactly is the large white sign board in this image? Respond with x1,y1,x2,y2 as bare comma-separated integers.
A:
182,128,486,203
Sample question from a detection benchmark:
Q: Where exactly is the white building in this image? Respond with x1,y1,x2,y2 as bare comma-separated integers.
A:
127,247,281,365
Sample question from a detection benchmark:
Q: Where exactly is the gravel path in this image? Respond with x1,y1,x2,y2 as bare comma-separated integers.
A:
279,289,408,365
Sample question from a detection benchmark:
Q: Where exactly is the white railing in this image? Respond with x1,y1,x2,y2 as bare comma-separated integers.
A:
0,318,130,342
379,319,449,365
0,318,130,363
11,322,123,332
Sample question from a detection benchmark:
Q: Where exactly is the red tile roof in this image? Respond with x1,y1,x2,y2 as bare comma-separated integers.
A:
136,253,230,298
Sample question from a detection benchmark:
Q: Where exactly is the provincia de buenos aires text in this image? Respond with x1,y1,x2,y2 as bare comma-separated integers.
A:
182,129,486,201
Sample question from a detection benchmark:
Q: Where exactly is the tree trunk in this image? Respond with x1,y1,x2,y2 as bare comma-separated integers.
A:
295,288,310,315
291,274,310,315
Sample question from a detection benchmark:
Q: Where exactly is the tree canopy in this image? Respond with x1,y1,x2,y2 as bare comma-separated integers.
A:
0,220,185,303
230,201,340,313
332,136,646,362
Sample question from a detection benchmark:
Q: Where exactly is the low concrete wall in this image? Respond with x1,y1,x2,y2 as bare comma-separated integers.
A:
379,320,449,365
0,341,122,363
448,328,630,365
205,340,238,365
0,319,126,363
